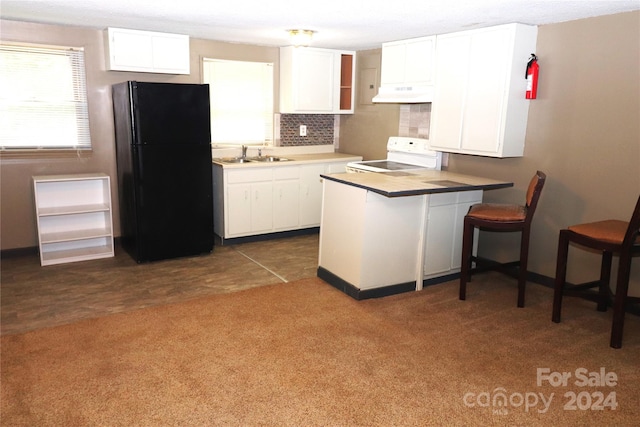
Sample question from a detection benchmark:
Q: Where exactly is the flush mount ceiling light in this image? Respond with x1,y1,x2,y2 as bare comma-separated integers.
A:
288,29,315,47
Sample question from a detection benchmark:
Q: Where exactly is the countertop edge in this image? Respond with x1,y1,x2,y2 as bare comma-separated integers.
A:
212,153,362,168
320,172,514,197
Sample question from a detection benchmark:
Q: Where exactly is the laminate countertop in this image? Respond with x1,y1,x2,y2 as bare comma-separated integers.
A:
212,152,362,168
321,170,513,197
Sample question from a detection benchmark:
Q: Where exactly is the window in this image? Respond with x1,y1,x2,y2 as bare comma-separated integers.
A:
0,44,91,150
203,58,273,145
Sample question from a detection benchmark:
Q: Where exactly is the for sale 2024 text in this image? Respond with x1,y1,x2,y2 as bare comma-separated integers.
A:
537,367,618,411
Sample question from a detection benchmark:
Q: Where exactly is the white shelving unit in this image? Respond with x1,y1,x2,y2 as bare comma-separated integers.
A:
33,174,114,266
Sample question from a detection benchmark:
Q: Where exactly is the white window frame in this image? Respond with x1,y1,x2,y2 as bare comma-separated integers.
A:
202,58,273,146
0,43,91,151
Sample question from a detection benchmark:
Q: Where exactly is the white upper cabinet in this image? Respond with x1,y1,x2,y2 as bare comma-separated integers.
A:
429,24,538,157
279,47,355,114
106,27,190,75
373,36,436,103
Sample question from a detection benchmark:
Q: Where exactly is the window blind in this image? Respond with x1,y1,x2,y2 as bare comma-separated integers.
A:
203,58,273,145
0,44,91,150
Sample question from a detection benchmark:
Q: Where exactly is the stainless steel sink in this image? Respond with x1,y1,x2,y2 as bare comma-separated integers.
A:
250,156,290,162
217,157,253,164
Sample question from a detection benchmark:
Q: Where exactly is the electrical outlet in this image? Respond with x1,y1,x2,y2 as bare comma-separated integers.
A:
300,125,307,136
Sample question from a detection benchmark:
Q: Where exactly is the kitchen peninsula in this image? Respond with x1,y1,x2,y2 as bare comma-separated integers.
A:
317,170,512,299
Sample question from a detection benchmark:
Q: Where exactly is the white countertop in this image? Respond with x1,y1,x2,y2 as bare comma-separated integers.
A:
321,170,513,197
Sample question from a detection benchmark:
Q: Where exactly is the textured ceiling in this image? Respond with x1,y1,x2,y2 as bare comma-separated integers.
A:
2,0,639,50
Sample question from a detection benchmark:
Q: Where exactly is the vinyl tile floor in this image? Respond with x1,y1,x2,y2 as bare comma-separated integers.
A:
0,233,320,336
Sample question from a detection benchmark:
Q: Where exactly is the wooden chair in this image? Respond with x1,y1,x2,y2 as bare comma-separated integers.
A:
552,194,640,349
459,171,546,307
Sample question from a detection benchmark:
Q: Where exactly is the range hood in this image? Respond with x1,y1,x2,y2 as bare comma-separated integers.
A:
372,85,434,103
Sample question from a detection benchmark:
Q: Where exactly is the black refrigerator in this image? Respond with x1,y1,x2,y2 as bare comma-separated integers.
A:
112,81,214,263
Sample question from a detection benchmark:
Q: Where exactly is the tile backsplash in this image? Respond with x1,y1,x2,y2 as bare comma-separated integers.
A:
275,104,430,147
278,114,335,146
399,104,431,139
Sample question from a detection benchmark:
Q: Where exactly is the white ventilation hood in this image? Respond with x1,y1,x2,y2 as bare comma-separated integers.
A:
372,85,434,103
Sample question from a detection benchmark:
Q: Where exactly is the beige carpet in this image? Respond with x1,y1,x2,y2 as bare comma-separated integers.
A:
2,274,639,426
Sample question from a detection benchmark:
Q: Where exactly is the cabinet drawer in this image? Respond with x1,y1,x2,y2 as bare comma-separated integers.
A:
274,166,299,180
458,190,483,203
226,168,273,183
428,193,458,206
429,190,482,206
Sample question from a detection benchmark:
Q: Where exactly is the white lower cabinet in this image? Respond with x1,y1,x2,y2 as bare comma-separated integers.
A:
213,160,352,241
299,164,326,227
33,174,114,266
225,168,273,236
273,167,300,230
423,191,482,278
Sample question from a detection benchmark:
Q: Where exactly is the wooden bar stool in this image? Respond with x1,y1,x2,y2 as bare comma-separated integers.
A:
459,171,546,307
552,194,640,349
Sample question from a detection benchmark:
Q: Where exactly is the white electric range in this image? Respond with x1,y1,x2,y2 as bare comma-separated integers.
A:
346,137,442,173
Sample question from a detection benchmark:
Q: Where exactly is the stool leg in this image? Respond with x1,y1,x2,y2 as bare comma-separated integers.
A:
610,252,632,349
597,251,612,312
517,227,530,308
459,218,474,301
552,230,570,323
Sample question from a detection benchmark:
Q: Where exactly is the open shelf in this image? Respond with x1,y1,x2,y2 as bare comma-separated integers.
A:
40,241,115,266
340,54,354,111
37,203,111,217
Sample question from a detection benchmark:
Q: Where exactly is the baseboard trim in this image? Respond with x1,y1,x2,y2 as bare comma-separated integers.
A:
215,228,319,246
0,246,38,259
317,267,416,300
319,266,640,316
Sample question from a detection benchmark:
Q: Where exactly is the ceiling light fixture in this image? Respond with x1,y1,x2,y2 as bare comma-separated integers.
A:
288,29,315,47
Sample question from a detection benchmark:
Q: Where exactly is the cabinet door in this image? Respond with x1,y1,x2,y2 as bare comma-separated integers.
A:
381,37,436,87
295,49,335,112
461,27,510,154
273,180,299,230
150,33,190,74
423,192,482,276
299,164,326,227
108,29,154,71
251,182,273,233
404,37,436,86
380,42,407,85
227,184,252,236
423,203,458,275
430,33,470,151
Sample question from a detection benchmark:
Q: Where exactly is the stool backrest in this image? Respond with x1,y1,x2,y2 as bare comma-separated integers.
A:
623,194,640,250
525,171,547,221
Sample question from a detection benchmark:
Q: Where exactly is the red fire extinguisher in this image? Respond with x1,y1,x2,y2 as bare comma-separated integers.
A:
526,54,539,99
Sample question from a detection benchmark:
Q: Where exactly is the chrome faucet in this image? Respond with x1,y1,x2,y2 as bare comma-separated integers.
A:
241,145,247,159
